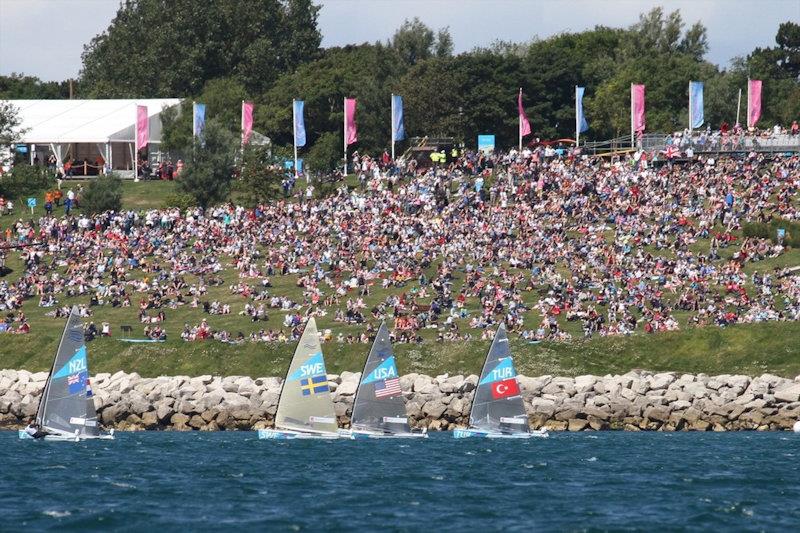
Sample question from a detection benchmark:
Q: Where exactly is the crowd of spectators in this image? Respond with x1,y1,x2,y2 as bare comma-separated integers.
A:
0,143,798,346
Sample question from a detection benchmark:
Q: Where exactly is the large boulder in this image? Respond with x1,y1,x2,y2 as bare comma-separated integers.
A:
775,384,800,403
336,380,358,396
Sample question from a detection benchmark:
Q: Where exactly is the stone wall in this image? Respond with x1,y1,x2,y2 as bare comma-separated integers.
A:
2,369,800,431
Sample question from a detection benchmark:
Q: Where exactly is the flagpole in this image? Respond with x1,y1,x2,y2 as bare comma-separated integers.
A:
630,84,635,148
391,93,396,161
293,99,300,183
688,81,693,134
518,88,523,151
575,86,580,147
134,105,138,181
745,80,750,128
736,88,742,127
343,97,347,175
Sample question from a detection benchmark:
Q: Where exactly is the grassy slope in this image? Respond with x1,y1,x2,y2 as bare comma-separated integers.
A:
3,321,799,379
1,181,799,378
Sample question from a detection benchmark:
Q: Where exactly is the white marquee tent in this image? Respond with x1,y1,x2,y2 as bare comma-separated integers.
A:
3,98,181,174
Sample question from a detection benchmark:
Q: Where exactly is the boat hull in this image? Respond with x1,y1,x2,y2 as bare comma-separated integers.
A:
257,429,345,440
345,429,429,439
452,428,549,439
18,429,115,442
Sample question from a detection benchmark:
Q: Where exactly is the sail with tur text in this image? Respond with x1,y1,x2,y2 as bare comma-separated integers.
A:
468,324,529,434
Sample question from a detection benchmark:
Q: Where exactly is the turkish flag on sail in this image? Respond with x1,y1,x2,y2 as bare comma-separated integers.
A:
491,378,520,399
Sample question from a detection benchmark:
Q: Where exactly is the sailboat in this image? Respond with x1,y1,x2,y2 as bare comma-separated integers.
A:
258,317,346,439
19,306,114,441
453,324,548,439
342,322,427,439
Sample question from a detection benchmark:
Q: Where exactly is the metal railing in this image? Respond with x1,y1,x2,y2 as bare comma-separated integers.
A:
581,132,800,156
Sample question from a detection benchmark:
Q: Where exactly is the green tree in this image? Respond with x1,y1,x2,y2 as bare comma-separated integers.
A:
160,78,249,154
257,44,406,153
0,164,54,204
0,101,24,145
306,131,342,173
80,0,321,97
236,144,291,206
390,17,453,66
81,173,123,214
0,74,74,99
178,119,238,209
159,100,193,154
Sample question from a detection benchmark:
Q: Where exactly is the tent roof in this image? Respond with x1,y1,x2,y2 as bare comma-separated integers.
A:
3,99,182,144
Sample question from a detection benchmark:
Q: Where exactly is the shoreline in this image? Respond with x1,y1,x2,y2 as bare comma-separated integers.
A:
2,369,800,432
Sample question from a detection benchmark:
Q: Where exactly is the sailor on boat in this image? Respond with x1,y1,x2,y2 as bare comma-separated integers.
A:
23,421,49,439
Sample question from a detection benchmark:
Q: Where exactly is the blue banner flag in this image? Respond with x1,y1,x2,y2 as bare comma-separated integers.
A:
193,103,206,141
689,81,704,129
392,94,406,141
576,87,589,133
293,100,306,148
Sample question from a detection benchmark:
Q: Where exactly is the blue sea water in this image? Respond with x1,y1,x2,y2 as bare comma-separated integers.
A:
2,431,800,531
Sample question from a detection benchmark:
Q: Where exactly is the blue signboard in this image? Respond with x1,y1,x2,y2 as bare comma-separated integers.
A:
27,198,36,208
477,135,495,154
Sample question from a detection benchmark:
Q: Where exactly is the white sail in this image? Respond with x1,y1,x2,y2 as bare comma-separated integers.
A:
274,318,338,434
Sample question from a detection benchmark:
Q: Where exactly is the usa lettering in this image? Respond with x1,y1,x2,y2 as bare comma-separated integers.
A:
372,366,397,380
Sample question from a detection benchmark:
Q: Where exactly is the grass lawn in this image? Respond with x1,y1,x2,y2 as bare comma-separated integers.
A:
1,320,799,379
0,178,798,379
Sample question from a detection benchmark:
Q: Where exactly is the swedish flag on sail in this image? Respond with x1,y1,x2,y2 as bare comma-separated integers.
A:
300,375,329,396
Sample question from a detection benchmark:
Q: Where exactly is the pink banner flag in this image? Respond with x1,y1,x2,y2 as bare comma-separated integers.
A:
242,101,254,144
747,80,762,128
344,98,358,145
136,105,149,151
518,89,531,138
631,84,646,134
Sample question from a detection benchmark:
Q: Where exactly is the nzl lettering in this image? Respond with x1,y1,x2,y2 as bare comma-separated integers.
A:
489,366,513,381
300,363,324,377
69,358,87,374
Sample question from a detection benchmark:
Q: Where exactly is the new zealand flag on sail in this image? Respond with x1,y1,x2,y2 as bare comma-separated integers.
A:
67,371,88,394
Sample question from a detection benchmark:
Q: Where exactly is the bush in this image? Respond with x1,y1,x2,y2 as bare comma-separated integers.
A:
0,164,54,202
742,222,770,240
81,173,123,214
743,220,800,248
161,192,196,211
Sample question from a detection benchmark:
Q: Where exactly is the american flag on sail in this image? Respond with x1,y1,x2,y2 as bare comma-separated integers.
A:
374,377,401,398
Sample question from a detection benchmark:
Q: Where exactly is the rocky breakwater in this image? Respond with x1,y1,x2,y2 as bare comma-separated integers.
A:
2,369,800,431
